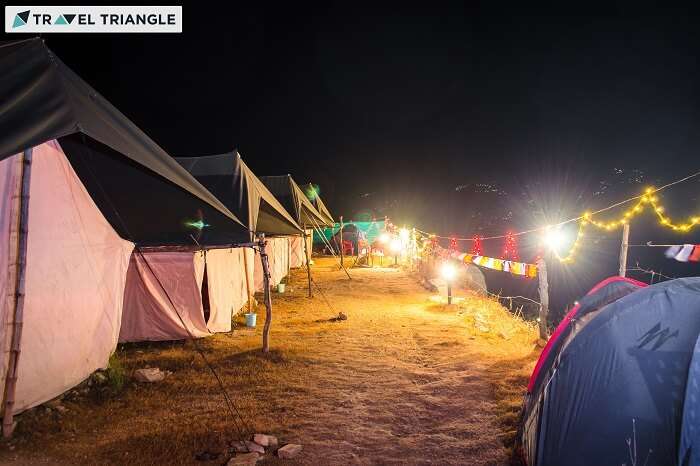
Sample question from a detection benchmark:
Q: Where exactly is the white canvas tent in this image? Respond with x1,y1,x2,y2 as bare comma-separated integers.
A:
120,151,304,343
1,141,134,413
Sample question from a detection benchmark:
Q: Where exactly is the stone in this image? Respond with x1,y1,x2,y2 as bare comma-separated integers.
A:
134,368,165,383
253,433,278,448
227,452,261,465
93,373,108,384
244,441,264,454
277,444,303,459
230,441,249,453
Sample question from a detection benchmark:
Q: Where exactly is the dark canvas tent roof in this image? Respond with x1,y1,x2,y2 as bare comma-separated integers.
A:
175,151,303,237
259,175,328,228
0,38,249,245
301,183,334,226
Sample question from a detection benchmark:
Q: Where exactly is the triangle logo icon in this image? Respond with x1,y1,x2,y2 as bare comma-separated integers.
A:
12,10,30,28
63,14,76,24
55,15,68,25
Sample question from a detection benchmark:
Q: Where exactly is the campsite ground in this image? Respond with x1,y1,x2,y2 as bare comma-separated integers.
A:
0,258,539,465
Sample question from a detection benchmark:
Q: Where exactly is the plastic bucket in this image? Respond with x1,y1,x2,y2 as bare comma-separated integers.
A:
244,313,257,328
277,283,286,293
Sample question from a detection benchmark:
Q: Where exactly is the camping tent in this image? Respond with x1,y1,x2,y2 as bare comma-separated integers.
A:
175,151,302,238
0,38,250,425
260,174,328,270
259,175,328,229
313,220,386,246
122,151,304,341
301,183,335,227
519,277,700,466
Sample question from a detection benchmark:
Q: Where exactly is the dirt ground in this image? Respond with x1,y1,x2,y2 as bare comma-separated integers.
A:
0,258,539,465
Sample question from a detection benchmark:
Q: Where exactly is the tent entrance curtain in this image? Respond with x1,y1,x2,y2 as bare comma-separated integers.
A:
120,246,256,342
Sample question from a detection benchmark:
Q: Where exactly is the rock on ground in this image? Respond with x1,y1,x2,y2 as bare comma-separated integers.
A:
277,444,303,459
134,368,165,383
243,440,264,454
253,433,278,448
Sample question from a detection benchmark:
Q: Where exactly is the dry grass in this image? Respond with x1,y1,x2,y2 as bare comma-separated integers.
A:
0,258,539,465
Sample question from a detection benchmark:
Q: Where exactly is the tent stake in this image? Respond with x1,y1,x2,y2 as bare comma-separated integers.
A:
303,229,313,298
3,149,33,437
258,235,273,353
619,223,630,277
536,258,549,341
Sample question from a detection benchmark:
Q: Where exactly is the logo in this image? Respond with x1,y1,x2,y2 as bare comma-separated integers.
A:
5,6,182,33
12,9,29,28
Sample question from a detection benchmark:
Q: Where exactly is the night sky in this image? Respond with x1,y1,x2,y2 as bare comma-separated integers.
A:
5,5,700,310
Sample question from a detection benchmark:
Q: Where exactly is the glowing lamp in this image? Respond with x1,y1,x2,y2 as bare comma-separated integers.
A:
440,262,457,281
543,227,567,253
379,232,390,244
399,228,410,241
390,238,402,265
440,261,457,304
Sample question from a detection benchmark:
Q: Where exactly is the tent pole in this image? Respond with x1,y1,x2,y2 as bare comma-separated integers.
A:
259,235,273,353
339,216,344,269
303,229,313,298
242,245,254,313
3,149,33,437
536,258,549,342
619,223,630,277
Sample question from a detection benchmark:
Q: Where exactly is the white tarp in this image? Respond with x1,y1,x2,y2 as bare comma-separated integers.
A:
289,235,306,268
1,141,134,413
119,251,210,342
203,248,254,332
254,237,291,291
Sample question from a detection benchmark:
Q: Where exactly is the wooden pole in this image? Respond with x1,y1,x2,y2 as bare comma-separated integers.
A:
259,235,273,353
339,216,344,268
536,258,549,341
619,223,630,277
303,229,312,298
242,246,254,313
3,149,33,437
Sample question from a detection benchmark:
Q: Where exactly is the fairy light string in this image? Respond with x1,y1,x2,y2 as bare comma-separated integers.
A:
415,169,700,265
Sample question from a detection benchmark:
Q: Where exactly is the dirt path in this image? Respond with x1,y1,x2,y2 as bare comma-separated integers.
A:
0,259,538,465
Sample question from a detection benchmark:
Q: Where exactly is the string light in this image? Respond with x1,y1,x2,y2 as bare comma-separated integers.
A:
502,231,518,261
555,187,700,264
449,236,458,253
471,235,483,256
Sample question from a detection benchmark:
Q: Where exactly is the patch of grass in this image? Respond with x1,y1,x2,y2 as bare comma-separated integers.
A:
106,353,125,394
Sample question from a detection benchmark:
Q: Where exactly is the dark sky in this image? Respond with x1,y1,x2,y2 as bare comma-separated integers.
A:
7,5,699,228
4,4,700,310
7,9,700,234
